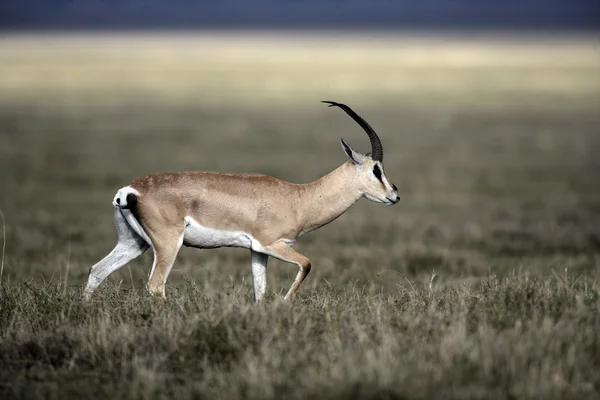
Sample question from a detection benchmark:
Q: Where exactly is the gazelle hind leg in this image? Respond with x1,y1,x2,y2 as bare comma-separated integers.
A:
84,208,149,300
251,250,269,302
146,229,184,299
262,241,311,301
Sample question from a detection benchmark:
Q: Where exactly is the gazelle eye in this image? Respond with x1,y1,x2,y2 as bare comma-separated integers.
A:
373,165,382,182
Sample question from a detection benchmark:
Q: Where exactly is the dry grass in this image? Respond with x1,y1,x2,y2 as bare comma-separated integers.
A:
0,32,599,399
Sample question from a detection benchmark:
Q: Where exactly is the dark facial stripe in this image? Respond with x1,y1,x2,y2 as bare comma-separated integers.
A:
373,165,383,182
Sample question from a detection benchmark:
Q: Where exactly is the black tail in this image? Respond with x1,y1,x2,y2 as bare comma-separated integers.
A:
123,193,138,210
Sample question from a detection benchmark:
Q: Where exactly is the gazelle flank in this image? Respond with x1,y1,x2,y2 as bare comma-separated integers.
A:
83,101,400,302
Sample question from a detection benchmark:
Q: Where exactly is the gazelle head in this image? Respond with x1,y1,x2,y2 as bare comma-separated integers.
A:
323,101,400,206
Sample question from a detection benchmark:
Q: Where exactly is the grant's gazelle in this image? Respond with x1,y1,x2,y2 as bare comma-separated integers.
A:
84,101,400,301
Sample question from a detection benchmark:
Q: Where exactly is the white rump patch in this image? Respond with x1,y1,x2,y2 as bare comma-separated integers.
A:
121,208,152,246
113,186,140,208
183,216,260,250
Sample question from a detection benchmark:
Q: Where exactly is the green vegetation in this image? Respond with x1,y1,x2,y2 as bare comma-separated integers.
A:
0,33,599,399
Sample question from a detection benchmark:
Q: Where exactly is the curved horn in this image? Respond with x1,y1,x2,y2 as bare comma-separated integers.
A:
322,100,383,162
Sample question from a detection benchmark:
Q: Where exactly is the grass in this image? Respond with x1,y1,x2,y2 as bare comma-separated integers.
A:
1,275,599,399
0,32,599,399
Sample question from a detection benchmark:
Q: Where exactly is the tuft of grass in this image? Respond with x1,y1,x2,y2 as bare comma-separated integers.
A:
0,207,5,288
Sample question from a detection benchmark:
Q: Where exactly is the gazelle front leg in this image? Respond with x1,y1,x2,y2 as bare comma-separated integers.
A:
251,250,269,302
263,241,311,300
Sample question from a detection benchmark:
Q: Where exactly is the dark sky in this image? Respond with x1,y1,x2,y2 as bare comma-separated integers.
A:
1,0,599,31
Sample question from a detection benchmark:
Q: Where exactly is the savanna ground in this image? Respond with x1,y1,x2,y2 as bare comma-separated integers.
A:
0,32,599,399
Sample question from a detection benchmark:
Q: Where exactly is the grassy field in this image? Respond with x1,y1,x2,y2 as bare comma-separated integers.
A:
0,32,599,399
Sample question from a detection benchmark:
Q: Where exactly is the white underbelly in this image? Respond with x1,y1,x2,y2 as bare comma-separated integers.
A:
183,216,253,249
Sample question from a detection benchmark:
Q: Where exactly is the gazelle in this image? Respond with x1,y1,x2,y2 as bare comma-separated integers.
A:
83,101,400,302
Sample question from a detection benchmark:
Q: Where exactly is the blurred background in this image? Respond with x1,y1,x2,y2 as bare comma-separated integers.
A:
2,0,600,30
0,1,599,291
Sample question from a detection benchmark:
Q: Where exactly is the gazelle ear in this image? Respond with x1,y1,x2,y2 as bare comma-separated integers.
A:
340,138,367,165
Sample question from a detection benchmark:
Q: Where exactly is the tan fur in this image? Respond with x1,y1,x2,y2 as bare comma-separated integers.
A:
131,163,360,245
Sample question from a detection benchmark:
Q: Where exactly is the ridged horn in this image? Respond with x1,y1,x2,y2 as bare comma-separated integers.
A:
322,100,383,162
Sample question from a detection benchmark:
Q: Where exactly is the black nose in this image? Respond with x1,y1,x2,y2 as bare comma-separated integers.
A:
395,195,400,202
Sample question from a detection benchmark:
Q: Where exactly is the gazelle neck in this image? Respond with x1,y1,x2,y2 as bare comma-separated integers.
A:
297,162,362,236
